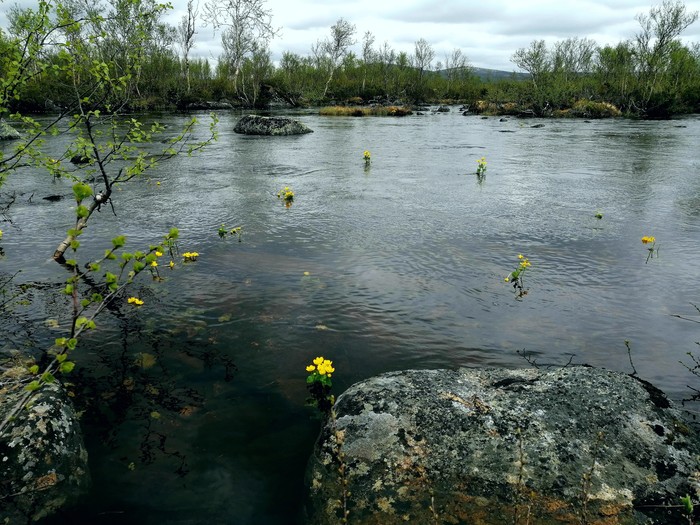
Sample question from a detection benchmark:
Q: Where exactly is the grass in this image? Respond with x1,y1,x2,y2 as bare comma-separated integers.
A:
319,105,413,117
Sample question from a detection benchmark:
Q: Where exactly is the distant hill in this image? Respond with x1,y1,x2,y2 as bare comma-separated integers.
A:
437,67,529,82
471,67,529,81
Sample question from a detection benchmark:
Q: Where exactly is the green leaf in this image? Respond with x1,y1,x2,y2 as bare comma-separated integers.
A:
66,338,78,350
41,372,56,384
59,362,76,374
64,284,74,295
72,182,93,203
89,263,101,272
80,299,91,308
56,353,67,363
28,365,40,374
70,239,81,250
55,338,68,347
112,235,127,248
25,381,42,392
76,205,89,218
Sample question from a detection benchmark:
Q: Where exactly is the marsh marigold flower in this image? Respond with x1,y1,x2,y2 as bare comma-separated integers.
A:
641,236,656,244
127,297,144,306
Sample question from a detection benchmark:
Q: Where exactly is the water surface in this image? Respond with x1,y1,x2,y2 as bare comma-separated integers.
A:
2,110,700,523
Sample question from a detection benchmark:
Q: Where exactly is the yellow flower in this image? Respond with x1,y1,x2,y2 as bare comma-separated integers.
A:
169,261,175,269
0,229,3,239
155,251,163,257
313,356,324,366
518,254,524,259
363,150,371,160
150,261,158,267
306,365,315,372
183,252,199,261
504,277,510,282
641,236,656,244
127,297,144,306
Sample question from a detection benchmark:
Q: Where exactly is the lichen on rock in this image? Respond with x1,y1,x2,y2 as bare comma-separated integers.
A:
305,367,700,524
1,364,89,524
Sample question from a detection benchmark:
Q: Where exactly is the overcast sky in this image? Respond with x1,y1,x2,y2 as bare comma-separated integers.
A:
2,0,700,71
163,0,700,71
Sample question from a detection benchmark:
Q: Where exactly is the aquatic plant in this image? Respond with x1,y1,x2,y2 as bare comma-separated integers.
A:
476,157,487,178
642,236,658,263
277,186,294,205
306,356,335,414
183,251,199,261
218,224,243,241
595,211,603,219
505,254,532,297
128,297,144,306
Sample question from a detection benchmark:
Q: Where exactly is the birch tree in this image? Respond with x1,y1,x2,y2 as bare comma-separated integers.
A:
203,0,278,95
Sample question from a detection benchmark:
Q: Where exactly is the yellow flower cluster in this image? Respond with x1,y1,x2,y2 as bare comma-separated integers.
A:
0,229,3,239
363,150,371,161
306,356,335,377
518,254,532,267
641,236,656,245
128,297,144,306
277,187,294,202
183,251,199,261
476,157,487,176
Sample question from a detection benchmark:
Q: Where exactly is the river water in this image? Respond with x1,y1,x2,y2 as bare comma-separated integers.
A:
2,109,700,523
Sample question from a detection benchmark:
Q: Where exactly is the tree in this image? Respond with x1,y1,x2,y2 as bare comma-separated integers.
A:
443,48,471,97
511,39,550,90
595,42,636,109
203,0,278,96
633,0,698,112
360,30,375,95
177,0,199,94
318,18,356,98
552,37,597,83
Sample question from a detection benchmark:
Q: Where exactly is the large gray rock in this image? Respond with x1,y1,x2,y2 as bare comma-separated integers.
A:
306,367,700,524
234,114,313,136
0,121,21,141
0,364,90,523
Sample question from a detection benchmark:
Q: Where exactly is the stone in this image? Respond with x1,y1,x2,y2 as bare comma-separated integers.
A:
0,121,21,141
234,115,313,136
306,367,700,524
0,365,90,524
185,100,234,110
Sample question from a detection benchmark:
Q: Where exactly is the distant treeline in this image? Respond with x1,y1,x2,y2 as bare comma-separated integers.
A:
1,0,698,118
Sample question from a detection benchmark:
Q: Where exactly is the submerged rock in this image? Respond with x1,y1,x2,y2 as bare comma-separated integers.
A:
234,114,313,136
0,365,89,523
306,367,700,524
0,121,21,141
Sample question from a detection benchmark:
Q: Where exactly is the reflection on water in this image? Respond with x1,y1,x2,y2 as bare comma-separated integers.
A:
2,111,700,523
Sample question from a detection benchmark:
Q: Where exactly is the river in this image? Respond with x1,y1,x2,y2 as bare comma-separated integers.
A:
2,109,700,523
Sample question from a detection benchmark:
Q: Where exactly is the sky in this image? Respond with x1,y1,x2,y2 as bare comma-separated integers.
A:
2,0,700,71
